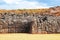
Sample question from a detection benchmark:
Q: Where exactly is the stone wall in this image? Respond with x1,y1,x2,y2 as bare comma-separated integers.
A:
0,13,60,34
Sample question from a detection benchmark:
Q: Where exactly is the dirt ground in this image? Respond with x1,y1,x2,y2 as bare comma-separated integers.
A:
0,33,60,40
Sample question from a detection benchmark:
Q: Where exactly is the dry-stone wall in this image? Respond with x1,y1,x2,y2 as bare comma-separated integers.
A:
0,13,60,34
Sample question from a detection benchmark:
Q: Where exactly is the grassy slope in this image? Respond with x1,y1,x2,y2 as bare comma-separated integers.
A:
0,8,59,16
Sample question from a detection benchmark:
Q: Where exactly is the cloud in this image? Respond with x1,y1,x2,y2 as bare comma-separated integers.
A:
3,0,22,4
0,0,49,9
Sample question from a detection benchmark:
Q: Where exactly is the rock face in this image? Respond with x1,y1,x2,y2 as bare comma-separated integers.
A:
0,13,60,34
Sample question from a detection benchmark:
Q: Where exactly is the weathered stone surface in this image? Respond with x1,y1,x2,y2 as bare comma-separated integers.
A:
0,13,60,34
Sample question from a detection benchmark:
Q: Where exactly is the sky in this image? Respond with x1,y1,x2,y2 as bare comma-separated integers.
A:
0,0,60,9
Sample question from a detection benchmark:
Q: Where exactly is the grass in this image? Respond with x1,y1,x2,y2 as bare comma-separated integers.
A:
0,33,60,40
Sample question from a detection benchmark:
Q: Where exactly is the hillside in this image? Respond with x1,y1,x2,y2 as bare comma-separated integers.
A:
0,6,60,16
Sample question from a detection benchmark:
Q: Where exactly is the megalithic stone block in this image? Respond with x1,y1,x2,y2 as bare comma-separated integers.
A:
31,18,38,34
